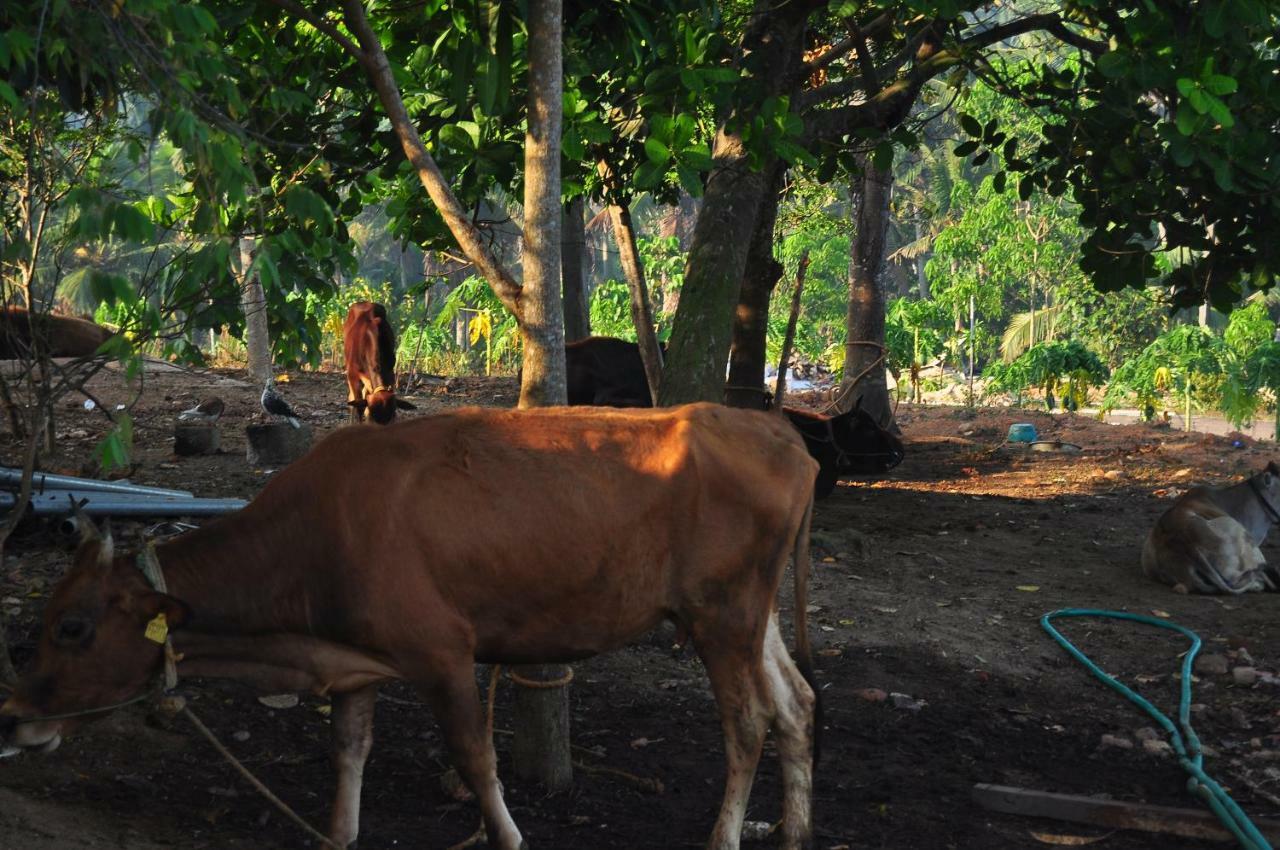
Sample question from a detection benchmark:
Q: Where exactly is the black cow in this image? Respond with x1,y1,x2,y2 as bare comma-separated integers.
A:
779,401,904,498
565,335,664,406
561,336,904,498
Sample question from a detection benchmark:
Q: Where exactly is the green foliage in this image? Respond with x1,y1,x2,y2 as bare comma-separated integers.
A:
885,298,949,373
985,340,1108,410
991,4,1280,309
1103,325,1225,420
95,414,133,473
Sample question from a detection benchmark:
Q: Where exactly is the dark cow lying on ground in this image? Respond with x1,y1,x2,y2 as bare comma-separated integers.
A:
0,307,114,359
562,336,904,498
0,404,818,850
343,301,415,424
565,335,665,406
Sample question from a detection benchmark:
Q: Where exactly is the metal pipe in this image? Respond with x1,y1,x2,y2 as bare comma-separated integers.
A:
0,492,246,517
0,467,194,499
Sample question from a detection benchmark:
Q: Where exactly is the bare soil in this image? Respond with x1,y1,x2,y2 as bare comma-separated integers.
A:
2,367,1280,849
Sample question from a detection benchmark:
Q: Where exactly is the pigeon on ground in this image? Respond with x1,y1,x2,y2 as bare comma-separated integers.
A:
260,380,301,428
177,397,225,423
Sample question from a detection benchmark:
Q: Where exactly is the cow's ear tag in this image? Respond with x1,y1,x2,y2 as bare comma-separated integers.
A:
144,613,169,645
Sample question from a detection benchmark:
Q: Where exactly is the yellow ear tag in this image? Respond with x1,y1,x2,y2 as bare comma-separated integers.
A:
144,613,169,645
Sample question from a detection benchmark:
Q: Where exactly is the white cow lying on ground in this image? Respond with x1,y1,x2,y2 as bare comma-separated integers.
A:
1143,462,1280,594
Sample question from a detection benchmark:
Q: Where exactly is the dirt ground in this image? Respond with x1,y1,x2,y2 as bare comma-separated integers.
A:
2,366,1280,849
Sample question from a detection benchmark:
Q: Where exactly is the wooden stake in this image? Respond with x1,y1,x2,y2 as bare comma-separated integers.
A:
972,783,1280,844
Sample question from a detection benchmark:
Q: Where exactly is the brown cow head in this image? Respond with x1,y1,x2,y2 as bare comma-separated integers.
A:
0,523,187,757
361,385,416,425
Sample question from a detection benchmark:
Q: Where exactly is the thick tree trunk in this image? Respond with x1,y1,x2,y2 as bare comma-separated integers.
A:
725,165,785,409
516,0,566,412
561,196,590,343
658,4,809,406
606,197,663,405
238,238,272,386
841,162,895,428
659,144,768,405
512,0,572,792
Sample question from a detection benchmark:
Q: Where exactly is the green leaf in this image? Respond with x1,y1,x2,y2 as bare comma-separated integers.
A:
644,137,672,165
440,122,478,151
1204,74,1237,96
634,160,665,189
1095,51,1130,79
1205,95,1235,128
1185,87,1209,114
1175,106,1199,135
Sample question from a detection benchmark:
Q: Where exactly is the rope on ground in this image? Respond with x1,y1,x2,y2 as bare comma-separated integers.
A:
170,698,341,850
1041,608,1273,850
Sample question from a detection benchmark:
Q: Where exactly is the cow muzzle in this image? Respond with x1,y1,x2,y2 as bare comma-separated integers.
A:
0,702,64,757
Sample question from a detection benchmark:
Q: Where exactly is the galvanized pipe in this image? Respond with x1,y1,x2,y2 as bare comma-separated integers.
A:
0,467,194,499
0,492,246,517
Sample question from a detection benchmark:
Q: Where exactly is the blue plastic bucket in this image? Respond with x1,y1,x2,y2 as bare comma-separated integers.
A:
1008,423,1038,442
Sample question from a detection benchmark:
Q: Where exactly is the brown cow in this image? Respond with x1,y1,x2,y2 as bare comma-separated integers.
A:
0,404,818,850
1143,462,1280,593
0,307,114,359
561,336,904,497
343,301,415,424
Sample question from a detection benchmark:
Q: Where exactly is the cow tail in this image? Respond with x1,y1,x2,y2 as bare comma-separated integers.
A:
792,493,821,765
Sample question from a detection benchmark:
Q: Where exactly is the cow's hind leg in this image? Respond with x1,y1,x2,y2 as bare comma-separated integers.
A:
763,614,815,850
413,663,524,850
696,626,773,850
330,685,377,849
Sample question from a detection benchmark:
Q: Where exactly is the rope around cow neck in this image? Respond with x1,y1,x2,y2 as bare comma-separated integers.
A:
1041,608,1272,850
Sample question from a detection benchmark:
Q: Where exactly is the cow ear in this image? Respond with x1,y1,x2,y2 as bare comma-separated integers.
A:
395,398,417,410
134,591,191,630
98,520,114,569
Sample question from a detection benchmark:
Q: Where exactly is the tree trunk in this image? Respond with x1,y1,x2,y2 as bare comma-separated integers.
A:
512,0,572,793
725,165,785,409
659,144,768,405
658,5,809,406
515,0,566,411
561,196,590,343
772,253,810,413
605,193,663,405
238,238,272,386
841,161,895,428
340,0,523,317
915,221,930,299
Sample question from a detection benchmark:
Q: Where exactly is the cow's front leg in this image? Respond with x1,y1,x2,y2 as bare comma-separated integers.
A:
330,685,377,849
415,662,525,850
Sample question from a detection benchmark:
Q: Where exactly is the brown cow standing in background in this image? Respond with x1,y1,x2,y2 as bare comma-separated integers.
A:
343,301,414,424
0,307,114,359
0,404,818,850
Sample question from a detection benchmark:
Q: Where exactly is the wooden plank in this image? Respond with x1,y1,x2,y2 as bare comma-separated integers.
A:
972,783,1280,844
